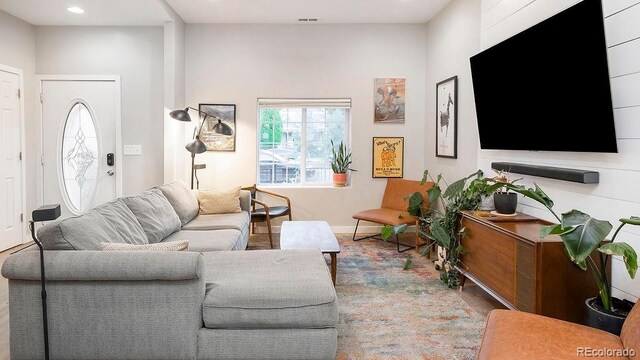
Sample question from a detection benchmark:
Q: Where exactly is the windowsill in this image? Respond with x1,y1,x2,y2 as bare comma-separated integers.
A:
258,185,352,189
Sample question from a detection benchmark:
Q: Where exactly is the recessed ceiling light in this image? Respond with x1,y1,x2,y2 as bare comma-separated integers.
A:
67,6,85,14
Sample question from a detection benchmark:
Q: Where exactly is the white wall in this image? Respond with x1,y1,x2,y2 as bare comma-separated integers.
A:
185,24,427,231
0,10,36,234
160,2,188,184
35,26,164,195
424,0,482,181
479,0,640,301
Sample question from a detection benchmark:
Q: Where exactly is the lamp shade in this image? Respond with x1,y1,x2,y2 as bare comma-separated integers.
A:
185,138,207,154
170,108,191,122
212,119,234,136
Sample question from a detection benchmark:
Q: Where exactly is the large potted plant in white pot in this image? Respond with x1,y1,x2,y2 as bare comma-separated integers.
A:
499,181,639,335
330,140,356,187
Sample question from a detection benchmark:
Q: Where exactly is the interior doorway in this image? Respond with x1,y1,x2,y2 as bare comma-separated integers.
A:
0,65,25,252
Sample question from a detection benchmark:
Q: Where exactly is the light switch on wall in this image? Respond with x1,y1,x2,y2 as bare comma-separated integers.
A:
123,145,142,156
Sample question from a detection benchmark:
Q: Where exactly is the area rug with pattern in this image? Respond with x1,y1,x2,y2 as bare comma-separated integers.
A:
249,233,487,360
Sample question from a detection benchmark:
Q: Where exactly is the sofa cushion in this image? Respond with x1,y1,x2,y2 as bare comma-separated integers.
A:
158,181,199,226
123,188,181,243
198,187,242,214
163,230,242,252
182,212,249,232
39,199,148,250
478,310,626,360
102,240,188,251
202,249,338,329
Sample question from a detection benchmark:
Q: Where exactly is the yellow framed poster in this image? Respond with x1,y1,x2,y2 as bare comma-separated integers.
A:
372,137,404,178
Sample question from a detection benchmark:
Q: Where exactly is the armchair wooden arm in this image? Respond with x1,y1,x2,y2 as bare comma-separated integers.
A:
255,188,292,209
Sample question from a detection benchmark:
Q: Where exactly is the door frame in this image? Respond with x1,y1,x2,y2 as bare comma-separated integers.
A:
36,75,123,210
0,64,27,245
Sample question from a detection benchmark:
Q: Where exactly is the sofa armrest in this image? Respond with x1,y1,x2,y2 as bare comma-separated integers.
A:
240,189,251,213
2,250,203,281
2,250,205,360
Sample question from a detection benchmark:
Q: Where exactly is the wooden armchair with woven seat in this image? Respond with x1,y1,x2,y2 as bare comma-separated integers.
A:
242,184,292,249
352,178,434,252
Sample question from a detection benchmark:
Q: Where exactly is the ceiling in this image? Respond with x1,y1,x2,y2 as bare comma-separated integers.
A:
165,0,453,24
0,0,172,26
0,0,453,26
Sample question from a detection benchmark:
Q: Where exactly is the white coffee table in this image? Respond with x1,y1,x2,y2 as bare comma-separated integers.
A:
280,221,340,285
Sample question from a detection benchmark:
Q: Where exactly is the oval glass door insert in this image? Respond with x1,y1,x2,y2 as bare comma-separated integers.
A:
61,102,98,213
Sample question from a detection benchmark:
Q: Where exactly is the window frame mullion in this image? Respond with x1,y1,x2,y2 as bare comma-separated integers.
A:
300,108,307,183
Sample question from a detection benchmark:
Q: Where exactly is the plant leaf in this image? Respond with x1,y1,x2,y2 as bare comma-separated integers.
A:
559,211,612,267
381,225,393,241
403,256,414,270
599,242,638,279
407,192,424,217
561,209,591,228
443,170,482,198
427,186,441,208
394,224,408,235
620,217,640,226
420,170,429,185
540,224,572,238
502,183,555,209
429,221,451,248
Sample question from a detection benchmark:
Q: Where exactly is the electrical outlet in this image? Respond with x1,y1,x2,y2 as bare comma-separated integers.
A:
123,145,142,156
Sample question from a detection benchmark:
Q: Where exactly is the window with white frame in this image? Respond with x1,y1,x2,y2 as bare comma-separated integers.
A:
257,98,351,186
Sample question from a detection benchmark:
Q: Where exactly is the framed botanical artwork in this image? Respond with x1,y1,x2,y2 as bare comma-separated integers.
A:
436,76,457,158
372,137,404,178
374,78,406,124
199,104,236,151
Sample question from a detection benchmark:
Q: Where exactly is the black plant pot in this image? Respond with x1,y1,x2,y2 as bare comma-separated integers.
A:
585,297,633,335
493,192,517,215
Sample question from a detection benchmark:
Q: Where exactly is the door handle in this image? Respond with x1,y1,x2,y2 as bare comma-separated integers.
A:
107,170,115,176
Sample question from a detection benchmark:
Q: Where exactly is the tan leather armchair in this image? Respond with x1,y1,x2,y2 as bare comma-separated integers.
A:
478,305,640,359
352,178,434,252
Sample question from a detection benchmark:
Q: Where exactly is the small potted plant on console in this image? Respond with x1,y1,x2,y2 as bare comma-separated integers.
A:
330,140,356,187
491,170,522,215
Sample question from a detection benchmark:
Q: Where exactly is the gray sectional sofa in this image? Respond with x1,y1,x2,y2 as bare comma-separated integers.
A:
1,181,338,360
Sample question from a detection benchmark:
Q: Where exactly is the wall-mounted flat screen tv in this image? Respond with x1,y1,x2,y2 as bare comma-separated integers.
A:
470,0,617,153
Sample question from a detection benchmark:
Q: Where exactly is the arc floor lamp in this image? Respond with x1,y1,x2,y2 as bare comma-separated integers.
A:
170,107,234,189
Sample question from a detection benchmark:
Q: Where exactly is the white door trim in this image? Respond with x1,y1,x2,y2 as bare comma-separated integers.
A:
0,64,26,244
36,75,123,208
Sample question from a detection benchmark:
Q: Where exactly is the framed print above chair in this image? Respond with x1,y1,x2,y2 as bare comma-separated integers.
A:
436,76,457,158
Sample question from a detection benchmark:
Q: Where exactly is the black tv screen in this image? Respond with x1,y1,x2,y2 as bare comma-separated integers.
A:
470,0,617,153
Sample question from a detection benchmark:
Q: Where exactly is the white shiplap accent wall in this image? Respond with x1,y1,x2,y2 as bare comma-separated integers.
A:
479,0,640,301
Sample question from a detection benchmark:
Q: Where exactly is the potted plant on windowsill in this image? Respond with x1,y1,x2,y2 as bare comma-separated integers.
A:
330,140,356,187
499,181,639,335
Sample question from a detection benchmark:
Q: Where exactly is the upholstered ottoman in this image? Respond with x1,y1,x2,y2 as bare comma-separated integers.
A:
197,249,338,360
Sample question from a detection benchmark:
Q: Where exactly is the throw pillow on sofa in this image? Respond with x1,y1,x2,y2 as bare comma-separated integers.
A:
51,199,148,250
198,186,242,214
101,240,188,251
158,180,199,226
123,188,182,243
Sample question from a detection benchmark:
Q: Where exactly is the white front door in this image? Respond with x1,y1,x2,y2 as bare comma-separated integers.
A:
0,70,23,251
40,78,121,218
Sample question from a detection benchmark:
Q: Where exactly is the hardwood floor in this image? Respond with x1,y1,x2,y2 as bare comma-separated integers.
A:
0,235,502,359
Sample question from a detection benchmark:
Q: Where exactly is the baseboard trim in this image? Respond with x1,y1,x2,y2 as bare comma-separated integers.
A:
253,224,416,234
